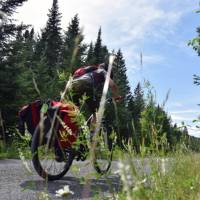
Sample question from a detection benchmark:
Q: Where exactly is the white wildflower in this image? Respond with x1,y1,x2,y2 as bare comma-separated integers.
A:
55,185,74,197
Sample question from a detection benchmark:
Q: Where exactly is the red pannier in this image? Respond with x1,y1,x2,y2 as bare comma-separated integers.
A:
18,100,79,148
51,101,79,148
18,100,43,136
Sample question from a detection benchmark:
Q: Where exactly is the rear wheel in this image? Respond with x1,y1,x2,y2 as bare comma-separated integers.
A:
31,117,74,181
92,124,114,174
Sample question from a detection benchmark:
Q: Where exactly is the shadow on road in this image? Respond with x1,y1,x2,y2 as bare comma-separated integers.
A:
21,175,121,199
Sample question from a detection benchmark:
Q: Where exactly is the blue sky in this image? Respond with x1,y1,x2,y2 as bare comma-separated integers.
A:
14,0,200,136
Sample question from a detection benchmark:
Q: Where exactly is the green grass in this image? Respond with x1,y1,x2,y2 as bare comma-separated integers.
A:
0,144,19,159
115,151,200,200
0,138,31,160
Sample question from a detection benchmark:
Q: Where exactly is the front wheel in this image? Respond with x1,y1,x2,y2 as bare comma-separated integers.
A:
92,125,114,174
31,117,74,181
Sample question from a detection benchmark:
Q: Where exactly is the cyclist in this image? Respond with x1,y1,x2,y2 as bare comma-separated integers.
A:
69,59,119,117
68,56,121,160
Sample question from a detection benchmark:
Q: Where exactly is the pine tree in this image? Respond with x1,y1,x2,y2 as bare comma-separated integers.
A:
0,0,27,15
41,0,62,76
16,28,39,103
128,82,145,152
62,14,86,72
140,98,174,152
0,28,26,126
0,0,28,43
28,0,64,98
111,49,132,145
93,28,108,64
85,42,94,64
113,50,132,104
0,0,28,141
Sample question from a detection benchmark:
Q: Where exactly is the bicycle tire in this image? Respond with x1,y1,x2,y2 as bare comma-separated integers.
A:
31,117,74,181
92,124,114,174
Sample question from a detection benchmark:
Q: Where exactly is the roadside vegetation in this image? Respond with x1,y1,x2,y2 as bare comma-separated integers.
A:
1,0,200,200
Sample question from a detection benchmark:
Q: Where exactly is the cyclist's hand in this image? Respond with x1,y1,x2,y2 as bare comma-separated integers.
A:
113,96,123,103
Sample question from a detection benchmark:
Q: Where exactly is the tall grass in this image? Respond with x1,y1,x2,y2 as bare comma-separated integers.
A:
110,84,200,200
115,140,200,200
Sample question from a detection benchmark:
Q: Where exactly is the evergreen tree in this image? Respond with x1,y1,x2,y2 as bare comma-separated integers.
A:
171,123,184,147
62,14,86,72
140,95,174,152
85,42,94,64
0,0,27,15
28,0,64,98
0,0,27,129
0,28,26,126
41,0,62,76
189,135,200,152
93,28,108,64
111,49,132,145
155,105,173,151
181,126,190,148
128,83,145,152
140,93,155,149
113,49,132,103
16,28,39,103
0,0,28,53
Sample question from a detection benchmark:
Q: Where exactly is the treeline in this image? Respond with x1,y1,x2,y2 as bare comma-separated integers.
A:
0,0,200,152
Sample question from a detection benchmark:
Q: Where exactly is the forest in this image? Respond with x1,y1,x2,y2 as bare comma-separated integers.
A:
0,0,200,153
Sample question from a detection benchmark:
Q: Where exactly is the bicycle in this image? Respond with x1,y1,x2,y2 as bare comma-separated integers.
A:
31,98,116,181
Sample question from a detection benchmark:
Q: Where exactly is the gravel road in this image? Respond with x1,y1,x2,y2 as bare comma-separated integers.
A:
0,159,121,200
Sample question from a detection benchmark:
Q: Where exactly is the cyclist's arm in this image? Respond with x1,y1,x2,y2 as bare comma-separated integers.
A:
109,78,118,98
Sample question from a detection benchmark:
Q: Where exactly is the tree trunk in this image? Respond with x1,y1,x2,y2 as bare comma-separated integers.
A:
0,109,6,148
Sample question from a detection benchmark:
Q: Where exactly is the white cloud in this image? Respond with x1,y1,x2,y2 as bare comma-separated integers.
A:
170,108,200,122
14,0,194,44
143,54,165,65
168,102,184,108
170,110,200,137
171,114,194,122
187,126,200,138
14,0,197,88
169,107,200,137
171,109,200,114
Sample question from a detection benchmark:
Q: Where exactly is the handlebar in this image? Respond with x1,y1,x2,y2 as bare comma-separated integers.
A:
106,96,124,103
